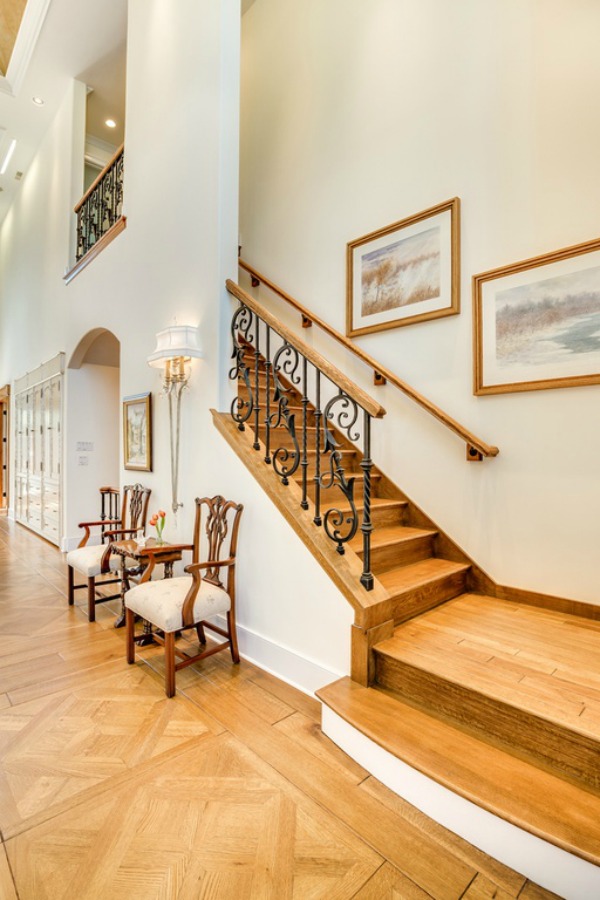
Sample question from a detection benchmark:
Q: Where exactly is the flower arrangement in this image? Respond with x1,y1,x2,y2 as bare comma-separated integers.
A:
148,509,166,544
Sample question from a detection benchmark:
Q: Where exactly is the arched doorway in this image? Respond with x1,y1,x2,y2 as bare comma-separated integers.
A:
64,329,120,550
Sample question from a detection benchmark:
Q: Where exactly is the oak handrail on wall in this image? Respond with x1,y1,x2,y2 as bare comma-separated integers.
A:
238,259,499,460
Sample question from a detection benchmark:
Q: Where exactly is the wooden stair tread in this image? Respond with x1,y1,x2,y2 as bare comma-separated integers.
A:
350,524,437,552
377,558,470,595
317,676,600,866
375,594,600,743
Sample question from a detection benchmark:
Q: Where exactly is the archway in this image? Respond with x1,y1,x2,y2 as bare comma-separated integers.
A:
64,329,120,550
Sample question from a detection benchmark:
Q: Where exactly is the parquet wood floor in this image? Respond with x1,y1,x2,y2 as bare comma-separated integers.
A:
0,518,558,899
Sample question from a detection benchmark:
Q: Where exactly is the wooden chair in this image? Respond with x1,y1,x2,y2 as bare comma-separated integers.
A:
67,483,151,622
125,495,244,697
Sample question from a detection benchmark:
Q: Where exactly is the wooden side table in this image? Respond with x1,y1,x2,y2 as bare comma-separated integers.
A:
110,538,183,642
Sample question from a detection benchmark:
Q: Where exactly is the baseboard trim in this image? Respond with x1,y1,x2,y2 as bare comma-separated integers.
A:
321,706,600,900
212,614,344,696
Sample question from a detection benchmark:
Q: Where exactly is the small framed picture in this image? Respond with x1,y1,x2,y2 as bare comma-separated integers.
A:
123,392,152,471
346,198,460,337
473,237,600,395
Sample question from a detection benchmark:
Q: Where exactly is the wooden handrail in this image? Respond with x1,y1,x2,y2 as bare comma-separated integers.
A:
74,143,124,213
238,260,499,459
226,280,386,419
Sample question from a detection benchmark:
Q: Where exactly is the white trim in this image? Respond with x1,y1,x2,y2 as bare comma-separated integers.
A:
0,0,53,97
212,614,343,696
321,707,600,900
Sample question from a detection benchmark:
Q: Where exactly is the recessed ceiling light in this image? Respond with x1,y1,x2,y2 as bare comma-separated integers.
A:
32,97,44,106
0,139,16,176
105,119,117,128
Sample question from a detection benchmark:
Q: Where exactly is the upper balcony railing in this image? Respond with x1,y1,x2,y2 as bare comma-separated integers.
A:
64,144,126,284
238,260,499,461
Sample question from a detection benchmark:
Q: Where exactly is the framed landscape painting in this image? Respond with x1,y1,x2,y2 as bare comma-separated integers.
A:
123,392,152,471
473,238,600,395
346,198,460,337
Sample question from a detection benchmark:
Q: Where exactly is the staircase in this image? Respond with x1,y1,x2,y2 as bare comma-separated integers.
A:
214,281,600,898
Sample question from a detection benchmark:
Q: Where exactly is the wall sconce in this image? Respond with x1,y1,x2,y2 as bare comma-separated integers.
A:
148,325,203,514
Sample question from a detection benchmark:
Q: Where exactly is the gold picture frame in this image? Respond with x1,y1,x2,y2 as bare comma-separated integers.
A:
473,237,600,396
123,392,152,471
346,197,460,337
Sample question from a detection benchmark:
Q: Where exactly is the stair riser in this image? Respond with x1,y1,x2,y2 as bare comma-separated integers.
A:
391,570,468,623
302,476,381,503
374,655,600,792
361,535,435,572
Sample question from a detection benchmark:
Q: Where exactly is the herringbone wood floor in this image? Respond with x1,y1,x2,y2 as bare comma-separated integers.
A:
0,518,558,899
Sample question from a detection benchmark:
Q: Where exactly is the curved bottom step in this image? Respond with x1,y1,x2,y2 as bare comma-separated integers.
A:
317,678,600,900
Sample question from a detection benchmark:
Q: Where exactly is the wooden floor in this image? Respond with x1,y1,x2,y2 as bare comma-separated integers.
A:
0,519,558,899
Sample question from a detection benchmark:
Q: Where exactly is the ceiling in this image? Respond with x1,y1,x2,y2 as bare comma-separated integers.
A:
0,0,27,76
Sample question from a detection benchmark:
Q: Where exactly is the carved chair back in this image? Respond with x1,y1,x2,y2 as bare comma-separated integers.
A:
120,483,152,535
191,495,244,592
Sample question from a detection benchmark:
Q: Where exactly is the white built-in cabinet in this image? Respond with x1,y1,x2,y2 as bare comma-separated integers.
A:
14,354,64,546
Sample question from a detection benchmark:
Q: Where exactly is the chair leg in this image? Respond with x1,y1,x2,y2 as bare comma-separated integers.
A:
196,623,206,645
227,611,240,664
126,607,136,664
67,566,74,606
165,632,176,698
87,578,96,622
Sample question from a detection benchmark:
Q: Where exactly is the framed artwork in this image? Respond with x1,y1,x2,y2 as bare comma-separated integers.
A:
346,197,460,337
473,237,600,395
123,392,152,471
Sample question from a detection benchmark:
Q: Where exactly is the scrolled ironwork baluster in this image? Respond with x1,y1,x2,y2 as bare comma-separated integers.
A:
229,304,255,431
360,411,374,590
270,342,301,486
317,390,362,554
320,450,358,554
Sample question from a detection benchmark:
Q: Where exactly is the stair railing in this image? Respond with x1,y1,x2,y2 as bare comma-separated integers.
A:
74,144,124,262
227,279,386,591
238,259,499,461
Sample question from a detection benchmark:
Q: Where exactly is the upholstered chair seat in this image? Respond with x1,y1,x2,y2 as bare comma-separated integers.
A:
125,495,243,697
125,576,230,633
67,483,151,622
67,544,121,578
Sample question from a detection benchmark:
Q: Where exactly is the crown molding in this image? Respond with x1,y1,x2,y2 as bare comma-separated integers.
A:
0,0,53,97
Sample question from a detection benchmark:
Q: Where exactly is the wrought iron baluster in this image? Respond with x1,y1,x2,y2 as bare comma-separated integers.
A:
300,357,309,510
360,411,374,590
313,371,322,526
319,391,359,554
270,342,301,486
229,304,255,431
253,323,261,451
264,327,272,464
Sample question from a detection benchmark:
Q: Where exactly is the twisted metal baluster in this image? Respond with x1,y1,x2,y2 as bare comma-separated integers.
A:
253,323,261,451
300,357,309,510
313,371,322,526
264,327,272,464
360,411,374,590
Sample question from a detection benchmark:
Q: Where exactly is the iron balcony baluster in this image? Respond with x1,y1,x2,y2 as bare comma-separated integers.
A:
75,147,125,262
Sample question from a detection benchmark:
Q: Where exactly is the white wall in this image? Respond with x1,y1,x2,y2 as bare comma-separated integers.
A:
0,0,354,691
64,363,120,549
240,0,600,605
